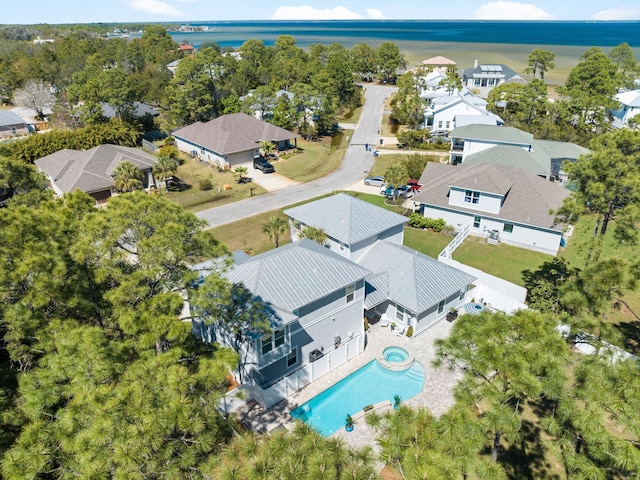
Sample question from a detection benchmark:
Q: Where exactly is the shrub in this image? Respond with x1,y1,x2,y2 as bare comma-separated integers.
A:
408,213,447,232
158,145,180,160
406,325,414,338
408,212,427,228
198,177,214,191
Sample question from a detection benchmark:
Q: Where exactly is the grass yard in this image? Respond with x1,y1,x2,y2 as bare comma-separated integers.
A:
335,90,364,124
274,132,350,183
210,210,291,256
169,159,266,212
452,236,553,287
403,227,453,259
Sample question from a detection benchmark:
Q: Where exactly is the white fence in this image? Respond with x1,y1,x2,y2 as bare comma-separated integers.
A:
246,334,364,409
439,224,471,259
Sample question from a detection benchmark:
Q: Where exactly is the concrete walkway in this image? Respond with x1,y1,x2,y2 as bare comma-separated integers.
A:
196,84,398,228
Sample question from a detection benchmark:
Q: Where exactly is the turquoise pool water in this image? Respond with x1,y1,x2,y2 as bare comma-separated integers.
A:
290,359,424,436
383,346,409,363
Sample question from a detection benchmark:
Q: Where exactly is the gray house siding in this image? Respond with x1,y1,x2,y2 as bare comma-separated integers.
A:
350,223,405,262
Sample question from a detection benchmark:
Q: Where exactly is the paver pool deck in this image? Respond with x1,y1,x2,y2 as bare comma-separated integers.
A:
235,316,462,456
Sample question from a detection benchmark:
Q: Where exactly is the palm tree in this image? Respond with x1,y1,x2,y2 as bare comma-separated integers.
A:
152,155,178,194
259,140,275,157
261,215,288,248
112,160,144,192
233,165,249,183
300,226,327,246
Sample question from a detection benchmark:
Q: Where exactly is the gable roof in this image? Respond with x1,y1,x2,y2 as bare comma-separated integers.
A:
284,193,409,245
533,139,590,161
414,163,570,231
422,55,457,66
451,124,534,145
0,110,27,128
358,241,476,315
615,89,640,107
464,144,551,177
462,63,522,82
226,239,371,314
35,144,155,194
100,102,159,119
173,113,297,155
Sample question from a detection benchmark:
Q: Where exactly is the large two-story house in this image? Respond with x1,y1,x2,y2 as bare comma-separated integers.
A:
193,193,476,408
413,162,571,255
423,88,504,134
449,124,590,182
462,62,526,98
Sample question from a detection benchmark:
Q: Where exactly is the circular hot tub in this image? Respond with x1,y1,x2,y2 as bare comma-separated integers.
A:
379,347,414,371
464,302,486,315
383,346,409,363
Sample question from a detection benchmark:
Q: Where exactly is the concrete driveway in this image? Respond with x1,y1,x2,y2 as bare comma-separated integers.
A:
244,163,300,192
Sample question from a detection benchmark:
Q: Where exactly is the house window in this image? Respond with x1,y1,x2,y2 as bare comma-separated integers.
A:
438,300,445,314
488,78,495,86
346,284,355,303
396,305,405,322
287,348,297,367
474,78,481,87
274,328,285,348
446,121,450,129
11,127,17,135
261,328,285,355
503,223,514,233
438,120,443,129
464,190,480,204
473,216,481,228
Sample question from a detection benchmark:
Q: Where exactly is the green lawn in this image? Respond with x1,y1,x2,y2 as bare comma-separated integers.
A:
452,236,552,287
169,159,266,212
274,132,350,183
403,227,452,259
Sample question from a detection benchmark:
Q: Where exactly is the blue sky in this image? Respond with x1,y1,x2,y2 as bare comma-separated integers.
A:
4,0,640,24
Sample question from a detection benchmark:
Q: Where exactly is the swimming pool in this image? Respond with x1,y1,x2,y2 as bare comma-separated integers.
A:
290,359,425,436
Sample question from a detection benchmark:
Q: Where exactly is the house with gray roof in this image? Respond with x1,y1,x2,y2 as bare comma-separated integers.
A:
358,241,476,336
611,89,640,129
423,88,504,134
449,124,590,181
413,162,571,255
462,62,526,98
173,113,298,169
35,144,157,204
0,110,28,138
284,193,409,262
192,239,371,408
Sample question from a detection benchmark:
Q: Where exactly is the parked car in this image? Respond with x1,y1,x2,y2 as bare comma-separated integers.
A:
382,185,414,199
364,175,385,187
253,157,275,173
407,179,422,193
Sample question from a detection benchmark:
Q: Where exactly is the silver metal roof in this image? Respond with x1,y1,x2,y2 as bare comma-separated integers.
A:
359,241,476,315
284,193,409,245
227,239,371,314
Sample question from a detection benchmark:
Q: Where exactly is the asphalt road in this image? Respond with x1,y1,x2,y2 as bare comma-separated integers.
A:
196,84,398,228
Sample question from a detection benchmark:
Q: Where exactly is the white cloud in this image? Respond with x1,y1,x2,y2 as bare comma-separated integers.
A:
271,5,386,20
591,6,640,20
473,1,556,20
124,0,186,17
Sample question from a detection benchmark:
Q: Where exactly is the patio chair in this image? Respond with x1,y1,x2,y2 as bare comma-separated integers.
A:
380,315,389,327
395,325,405,336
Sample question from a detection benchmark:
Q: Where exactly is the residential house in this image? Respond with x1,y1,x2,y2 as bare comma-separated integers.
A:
462,62,526,98
413,162,571,255
9,106,52,132
449,124,535,165
415,68,449,99
173,113,298,169
611,89,640,129
423,88,504,134
450,124,589,181
0,110,29,138
35,144,157,204
241,89,296,120
100,101,159,120
284,193,408,262
166,60,179,75
421,55,457,72
192,239,372,408
358,241,476,336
